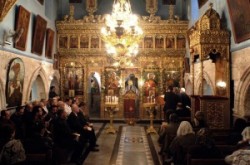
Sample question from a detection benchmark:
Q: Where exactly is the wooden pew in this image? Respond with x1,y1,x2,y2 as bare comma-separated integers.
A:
190,159,227,165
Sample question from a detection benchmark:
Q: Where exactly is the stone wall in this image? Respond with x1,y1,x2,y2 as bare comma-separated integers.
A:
232,47,250,117
0,50,56,109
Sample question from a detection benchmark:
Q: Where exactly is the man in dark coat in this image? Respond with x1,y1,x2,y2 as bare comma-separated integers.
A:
179,88,191,110
163,86,179,120
67,104,99,152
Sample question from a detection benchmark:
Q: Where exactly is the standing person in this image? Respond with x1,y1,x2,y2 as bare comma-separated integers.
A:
49,86,58,99
163,86,179,121
179,88,191,110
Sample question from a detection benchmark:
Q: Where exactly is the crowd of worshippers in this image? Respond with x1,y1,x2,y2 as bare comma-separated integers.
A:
158,110,250,165
0,97,99,165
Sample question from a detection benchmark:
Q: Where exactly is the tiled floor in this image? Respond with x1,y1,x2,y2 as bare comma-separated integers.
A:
84,123,162,165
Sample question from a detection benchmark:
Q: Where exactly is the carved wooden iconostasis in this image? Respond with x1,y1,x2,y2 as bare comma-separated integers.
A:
188,4,230,128
56,2,188,119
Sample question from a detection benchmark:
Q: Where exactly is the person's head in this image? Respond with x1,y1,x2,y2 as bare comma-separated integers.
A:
50,86,55,92
195,111,205,121
180,87,186,93
72,104,79,113
51,105,59,113
177,121,194,136
16,106,24,116
241,127,250,141
57,109,67,120
0,110,11,120
58,101,65,109
25,103,33,112
173,87,179,94
65,98,72,106
40,99,48,105
32,106,43,118
233,118,247,132
196,128,214,147
168,86,173,92
39,102,45,108
169,113,179,123
52,97,58,105
32,100,39,106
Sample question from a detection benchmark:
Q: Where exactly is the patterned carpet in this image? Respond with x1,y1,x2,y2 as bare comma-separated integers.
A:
110,126,159,165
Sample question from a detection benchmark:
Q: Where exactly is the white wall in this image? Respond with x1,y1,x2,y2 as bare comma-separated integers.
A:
0,0,57,61
31,75,46,101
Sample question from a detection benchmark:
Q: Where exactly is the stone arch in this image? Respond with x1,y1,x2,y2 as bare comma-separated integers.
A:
0,78,6,109
235,66,250,117
196,71,215,95
31,75,46,101
25,67,49,102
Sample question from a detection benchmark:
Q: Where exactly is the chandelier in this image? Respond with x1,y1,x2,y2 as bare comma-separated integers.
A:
101,0,143,66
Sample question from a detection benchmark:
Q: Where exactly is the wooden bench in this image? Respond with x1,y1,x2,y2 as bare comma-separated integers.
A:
25,153,47,165
190,159,227,165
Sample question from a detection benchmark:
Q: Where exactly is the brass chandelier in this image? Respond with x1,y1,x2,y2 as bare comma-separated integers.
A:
101,0,143,66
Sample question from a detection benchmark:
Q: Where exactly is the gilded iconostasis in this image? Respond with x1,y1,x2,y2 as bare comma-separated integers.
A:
57,1,187,119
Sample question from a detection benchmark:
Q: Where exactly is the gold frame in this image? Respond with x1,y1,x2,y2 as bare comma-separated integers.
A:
0,0,17,22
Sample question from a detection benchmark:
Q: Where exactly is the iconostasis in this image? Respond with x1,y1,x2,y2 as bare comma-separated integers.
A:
57,4,188,119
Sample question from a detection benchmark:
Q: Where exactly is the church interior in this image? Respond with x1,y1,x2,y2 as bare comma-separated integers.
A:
1,0,250,164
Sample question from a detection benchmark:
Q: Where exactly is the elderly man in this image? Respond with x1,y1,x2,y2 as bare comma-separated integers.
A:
67,104,99,152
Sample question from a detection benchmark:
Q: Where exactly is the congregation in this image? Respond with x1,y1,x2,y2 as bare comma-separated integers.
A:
158,86,250,165
0,90,99,165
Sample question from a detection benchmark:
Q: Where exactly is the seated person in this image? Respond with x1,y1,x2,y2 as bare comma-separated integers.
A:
227,118,247,145
192,111,208,130
158,113,179,158
23,122,53,154
225,127,250,165
0,125,26,165
53,109,84,163
67,104,99,152
169,121,196,165
0,110,15,129
188,128,222,159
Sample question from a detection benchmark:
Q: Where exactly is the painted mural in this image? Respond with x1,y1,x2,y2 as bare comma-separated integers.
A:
5,58,25,107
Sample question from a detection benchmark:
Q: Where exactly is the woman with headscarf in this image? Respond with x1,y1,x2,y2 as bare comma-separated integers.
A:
169,121,196,165
225,127,250,165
